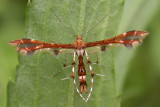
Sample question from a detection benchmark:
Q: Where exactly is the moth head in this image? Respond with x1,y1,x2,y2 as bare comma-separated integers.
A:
76,36,83,40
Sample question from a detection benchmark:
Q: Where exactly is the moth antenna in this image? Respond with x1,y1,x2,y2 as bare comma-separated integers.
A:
61,77,70,80
54,13,76,36
81,15,108,37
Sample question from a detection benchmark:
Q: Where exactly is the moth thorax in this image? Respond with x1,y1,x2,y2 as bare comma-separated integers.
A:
76,49,85,56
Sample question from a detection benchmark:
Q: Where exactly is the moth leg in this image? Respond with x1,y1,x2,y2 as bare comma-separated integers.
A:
63,52,74,68
87,51,98,54
89,56,104,75
87,52,103,66
85,50,104,102
92,57,100,65
63,57,71,68
69,52,86,102
65,52,74,54
71,51,76,79
61,77,70,80
95,74,105,76
85,50,94,102
61,51,76,80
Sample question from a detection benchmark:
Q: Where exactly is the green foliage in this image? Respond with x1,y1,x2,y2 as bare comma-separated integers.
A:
4,0,160,107
121,4,160,107
0,0,27,107
8,0,123,106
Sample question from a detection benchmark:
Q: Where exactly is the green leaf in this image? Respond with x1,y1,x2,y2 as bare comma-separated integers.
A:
121,1,160,106
0,1,27,107
7,0,155,107
115,0,160,96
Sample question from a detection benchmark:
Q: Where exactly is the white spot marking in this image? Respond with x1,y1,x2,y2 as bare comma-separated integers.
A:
91,78,94,83
76,89,79,93
36,46,41,49
120,41,124,43
123,32,126,36
132,41,140,47
20,40,23,43
80,49,84,54
73,52,76,61
134,31,137,35
73,79,76,84
79,76,82,80
72,66,74,73
89,66,92,71
25,48,29,51
83,76,86,79
82,68,85,72
91,87,93,92
109,44,113,46
76,49,84,56
31,39,35,42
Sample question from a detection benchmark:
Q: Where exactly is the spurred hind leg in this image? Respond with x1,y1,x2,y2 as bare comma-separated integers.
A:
85,50,94,102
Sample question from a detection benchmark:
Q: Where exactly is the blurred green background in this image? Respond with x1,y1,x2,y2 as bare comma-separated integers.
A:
0,0,27,107
0,0,160,107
